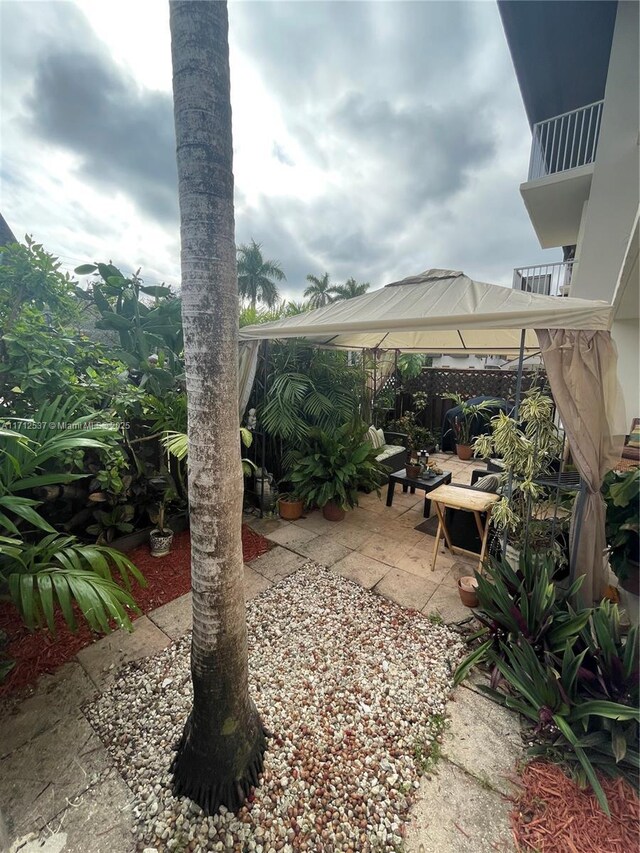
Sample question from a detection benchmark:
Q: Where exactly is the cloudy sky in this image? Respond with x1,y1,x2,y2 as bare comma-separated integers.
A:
1,0,560,298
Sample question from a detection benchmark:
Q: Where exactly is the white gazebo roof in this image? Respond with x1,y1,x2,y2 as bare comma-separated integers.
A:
239,269,613,354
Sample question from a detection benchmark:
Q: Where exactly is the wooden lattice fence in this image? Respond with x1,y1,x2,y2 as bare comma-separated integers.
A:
381,366,548,436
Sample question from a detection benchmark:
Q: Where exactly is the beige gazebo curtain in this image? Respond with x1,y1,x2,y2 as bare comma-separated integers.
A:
536,329,626,605
238,340,260,420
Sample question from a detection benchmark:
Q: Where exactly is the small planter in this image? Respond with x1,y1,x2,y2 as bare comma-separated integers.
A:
456,444,473,461
278,497,304,521
458,575,479,608
322,501,346,522
504,543,521,571
149,528,174,558
405,463,422,479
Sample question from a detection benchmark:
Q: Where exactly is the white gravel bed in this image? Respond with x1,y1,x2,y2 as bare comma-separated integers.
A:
85,563,464,852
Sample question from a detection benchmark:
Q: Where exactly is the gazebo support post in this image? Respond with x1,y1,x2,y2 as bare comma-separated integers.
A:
501,329,527,558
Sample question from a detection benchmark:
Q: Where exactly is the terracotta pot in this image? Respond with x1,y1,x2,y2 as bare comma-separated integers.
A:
456,444,473,461
322,501,346,522
457,575,479,608
149,528,174,558
278,497,304,521
405,464,422,479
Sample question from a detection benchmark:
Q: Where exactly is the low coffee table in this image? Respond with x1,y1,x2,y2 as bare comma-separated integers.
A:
386,469,452,518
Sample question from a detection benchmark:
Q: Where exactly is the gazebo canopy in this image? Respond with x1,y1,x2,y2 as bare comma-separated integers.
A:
239,269,613,354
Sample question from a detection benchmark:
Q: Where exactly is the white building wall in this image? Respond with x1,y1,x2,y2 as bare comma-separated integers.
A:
571,0,640,302
612,319,639,423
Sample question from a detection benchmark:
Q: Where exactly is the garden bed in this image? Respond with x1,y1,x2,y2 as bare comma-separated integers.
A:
511,760,639,852
0,524,271,697
84,565,464,852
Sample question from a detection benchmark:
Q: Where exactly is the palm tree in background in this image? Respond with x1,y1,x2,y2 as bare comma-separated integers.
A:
283,299,308,315
169,0,266,814
237,239,286,310
333,277,370,300
304,272,336,309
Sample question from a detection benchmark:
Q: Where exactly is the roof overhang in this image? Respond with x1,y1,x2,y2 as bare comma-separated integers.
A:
498,0,617,126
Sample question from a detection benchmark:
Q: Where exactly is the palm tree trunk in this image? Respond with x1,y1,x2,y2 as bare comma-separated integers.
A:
169,0,266,814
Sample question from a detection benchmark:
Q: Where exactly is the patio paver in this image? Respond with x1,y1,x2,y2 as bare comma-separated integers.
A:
0,662,96,759
0,713,113,838
445,686,523,796
265,523,318,548
76,615,171,691
404,759,515,852
423,583,475,623
373,567,438,610
249,544,308,582
148,590,192,640
331,551,391,589
290,532,352,566
244,564,273,599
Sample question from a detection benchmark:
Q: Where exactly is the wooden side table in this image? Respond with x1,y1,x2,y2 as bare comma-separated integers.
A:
427,484,499,573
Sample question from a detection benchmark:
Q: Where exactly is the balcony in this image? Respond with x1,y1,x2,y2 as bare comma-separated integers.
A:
512,260,575,298
528,101,603,180
520,101,604,249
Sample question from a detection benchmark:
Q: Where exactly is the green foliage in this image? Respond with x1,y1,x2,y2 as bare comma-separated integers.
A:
0,533,144,634
304,272,336,309
0,402,145,634
237,240,286,309
332,278,370,300
454,551,589,685
398,354,427,380
445,393,498,446
454,552,639,814
75,261,183,394
387,412,435,453
602,467,640,585
260,342,362,443
290,421,386,511
473,388,566,551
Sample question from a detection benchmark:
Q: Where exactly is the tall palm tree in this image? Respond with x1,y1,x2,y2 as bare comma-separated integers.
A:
169,0,266,814
332,277,370,300
304,272,336,309
237,239,285,310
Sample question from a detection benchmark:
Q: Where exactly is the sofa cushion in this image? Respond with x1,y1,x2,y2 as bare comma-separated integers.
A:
367,425,384,449
375,427,386,447
376,444,405,462
472,473,500,493
628,421,640,448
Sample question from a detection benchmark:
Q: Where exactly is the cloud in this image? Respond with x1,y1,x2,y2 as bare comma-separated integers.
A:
27,48,177,224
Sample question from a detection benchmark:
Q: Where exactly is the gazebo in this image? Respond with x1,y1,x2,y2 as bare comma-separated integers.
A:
239,269,625,604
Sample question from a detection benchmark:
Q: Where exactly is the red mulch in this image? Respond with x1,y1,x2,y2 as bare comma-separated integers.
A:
0,524,270,699
511,760,640,852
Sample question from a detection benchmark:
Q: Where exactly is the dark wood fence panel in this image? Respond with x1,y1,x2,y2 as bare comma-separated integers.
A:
380,366,548,437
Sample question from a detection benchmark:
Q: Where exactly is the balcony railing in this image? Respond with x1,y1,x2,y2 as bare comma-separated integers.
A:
512,260,575,298
528,100,604,181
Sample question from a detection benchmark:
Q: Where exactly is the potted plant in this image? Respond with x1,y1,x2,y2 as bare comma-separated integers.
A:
148,475,179,557
277,482,305,521
445,394,497,459
603,467,640,598
472,388,565,568
290,421,387,521
387,412,435,477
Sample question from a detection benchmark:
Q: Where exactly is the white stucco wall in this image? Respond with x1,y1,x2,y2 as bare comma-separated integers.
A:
571,0,640,302
612,319,640,423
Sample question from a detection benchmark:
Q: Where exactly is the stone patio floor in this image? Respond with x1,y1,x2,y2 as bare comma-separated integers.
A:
0,453,521,852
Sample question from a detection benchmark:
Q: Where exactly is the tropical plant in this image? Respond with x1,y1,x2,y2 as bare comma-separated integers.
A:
237,239,286,310
602,467,640,587
304,272,336,308
170,0,266,813
453,551,590,687
0,404,144,634
290,422,386,511
332,277,369,300
162,427,257,477
386,412,435,454
398,354,427,381
74,261,183,394
0,533,143,634
473,388,565,553
454,552,639,815
445,393,498,446
259,342,362,444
